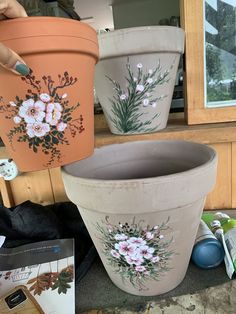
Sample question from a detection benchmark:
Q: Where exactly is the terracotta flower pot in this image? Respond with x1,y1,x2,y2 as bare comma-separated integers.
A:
0,17,99,172
61,140,217,296
95,26,184,135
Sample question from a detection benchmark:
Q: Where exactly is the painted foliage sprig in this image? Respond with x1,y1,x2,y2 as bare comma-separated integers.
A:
97,216,174,291
107,58,175,134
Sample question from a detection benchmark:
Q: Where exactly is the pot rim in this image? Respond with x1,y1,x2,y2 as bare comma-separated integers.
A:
61,140,217,186
0,17,98,45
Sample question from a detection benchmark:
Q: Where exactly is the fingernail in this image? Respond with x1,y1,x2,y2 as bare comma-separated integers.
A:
14,61,30,76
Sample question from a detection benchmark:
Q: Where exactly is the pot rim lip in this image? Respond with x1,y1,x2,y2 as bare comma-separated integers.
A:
99,25,185,38
61,140,217,186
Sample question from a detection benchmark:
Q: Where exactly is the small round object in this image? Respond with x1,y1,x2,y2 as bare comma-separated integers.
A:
191,238,225,269
0,159,19,181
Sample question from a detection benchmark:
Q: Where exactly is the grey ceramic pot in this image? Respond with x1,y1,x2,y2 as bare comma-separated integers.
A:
61,140,217,296
95,26,185,135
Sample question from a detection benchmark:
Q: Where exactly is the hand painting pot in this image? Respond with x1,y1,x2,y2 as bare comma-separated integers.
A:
0,17,99,172
61,140,217,296
95,26,184,135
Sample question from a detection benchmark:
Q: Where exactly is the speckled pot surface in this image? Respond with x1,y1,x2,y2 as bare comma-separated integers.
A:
95,26,184,135
61,140,217,296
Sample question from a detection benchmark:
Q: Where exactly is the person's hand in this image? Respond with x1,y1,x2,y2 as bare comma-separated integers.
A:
0,0,30,76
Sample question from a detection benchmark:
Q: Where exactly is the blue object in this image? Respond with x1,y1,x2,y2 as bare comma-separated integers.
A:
191,238,225,269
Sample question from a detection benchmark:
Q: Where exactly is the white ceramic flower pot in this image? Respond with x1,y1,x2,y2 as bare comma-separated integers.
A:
95,26,185,135
61,140,217,296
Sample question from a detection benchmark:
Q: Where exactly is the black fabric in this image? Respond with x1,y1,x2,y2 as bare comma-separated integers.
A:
0,201,97,282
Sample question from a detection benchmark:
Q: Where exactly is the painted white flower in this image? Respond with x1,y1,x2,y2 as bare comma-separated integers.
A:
148,69,153,74
46,103,62,126
9,101,16,107
13,116,21,124
136,84,144,92
159,235,164,239
137,63,143,69
57,122,67,132
154,226,159,230
135,266,146,272
19,99,45,123
152,256,160,263
111,249,120,259
26,122,50,138
152,102,157,108
143,99,149,107
133,77,137,82
40,93,51,103
116,241,136,256
145,232,154,240
114,233,128,241
62,93,67,99
125,255,144,266
139,245,155,259
147,78,153,84
119,94,127,100
127,237,146,247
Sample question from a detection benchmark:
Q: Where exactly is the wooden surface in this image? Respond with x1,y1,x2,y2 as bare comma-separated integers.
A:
181,0,236,125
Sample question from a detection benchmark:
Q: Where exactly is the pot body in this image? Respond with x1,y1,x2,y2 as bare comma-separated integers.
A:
95,26,185,135
0,17,99,171
61,140,217,296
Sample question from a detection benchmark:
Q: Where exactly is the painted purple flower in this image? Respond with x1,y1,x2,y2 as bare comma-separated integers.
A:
111,250,120,259
136,84,144,92
115,241,136,256
46,103,62,126
125,255,144,266
114,233,128,241
152,256,160,263
57,122,67,132
40,93,51,103
13,116,21,124
139,245,155,259
26,122,50,138
135,266,146,272
127,237,146,247
137,63,143,69
145,232,154,240
19,99,46,123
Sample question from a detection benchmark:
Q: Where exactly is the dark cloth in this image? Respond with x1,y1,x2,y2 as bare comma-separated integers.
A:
0,201,97,282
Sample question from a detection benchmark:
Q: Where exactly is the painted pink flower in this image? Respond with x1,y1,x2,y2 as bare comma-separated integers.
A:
46,103,62,126
26,122,50,138
125,255,144,266
152,256,160,263
114,233,128,241
13,116,21,124
19,99,45,123
115,241,136,256
135,266,146,272
57,122,67,132
136,84,144,92
111,250,120,259
139,245,155,259
40,93,51,103
127,237,146,247
145,232,154,240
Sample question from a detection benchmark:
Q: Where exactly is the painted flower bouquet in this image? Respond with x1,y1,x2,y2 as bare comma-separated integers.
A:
0,70,85,166
97,216,174,290
106,58,175,134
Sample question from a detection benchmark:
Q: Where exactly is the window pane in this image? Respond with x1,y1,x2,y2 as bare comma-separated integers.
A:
205,0,236,107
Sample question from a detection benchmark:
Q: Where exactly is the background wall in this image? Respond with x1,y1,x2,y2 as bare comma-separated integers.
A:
112,0,179,29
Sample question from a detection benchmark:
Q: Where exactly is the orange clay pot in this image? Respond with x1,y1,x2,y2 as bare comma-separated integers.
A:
0,17,99,172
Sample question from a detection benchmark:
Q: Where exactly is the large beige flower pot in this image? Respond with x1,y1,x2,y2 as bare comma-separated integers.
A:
95,26,185,135
61,140,217,296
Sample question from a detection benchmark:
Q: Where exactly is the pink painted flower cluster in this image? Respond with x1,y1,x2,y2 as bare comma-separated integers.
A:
110,230,162,273
12,93,68,138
